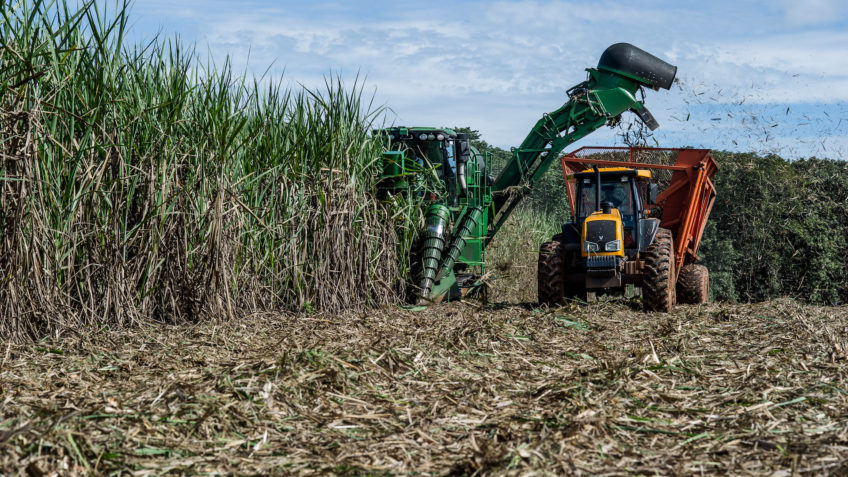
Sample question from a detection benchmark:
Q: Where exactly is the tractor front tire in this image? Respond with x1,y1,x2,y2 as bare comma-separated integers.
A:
538,240,565,305
643,228,676,312
677,264,709,304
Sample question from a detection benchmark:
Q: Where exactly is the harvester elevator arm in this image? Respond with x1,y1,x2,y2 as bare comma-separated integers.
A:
487,43,677,242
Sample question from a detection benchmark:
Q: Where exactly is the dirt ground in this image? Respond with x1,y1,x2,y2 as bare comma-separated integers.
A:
2,299,847,475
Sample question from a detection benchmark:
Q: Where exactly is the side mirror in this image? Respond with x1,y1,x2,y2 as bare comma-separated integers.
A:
455,134,471,163
455,134,471,197
648,183,659,205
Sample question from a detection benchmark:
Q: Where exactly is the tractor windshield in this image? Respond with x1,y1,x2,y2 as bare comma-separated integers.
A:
577,179,635,228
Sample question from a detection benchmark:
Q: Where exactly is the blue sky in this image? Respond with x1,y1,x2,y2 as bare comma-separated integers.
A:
128,0,848,159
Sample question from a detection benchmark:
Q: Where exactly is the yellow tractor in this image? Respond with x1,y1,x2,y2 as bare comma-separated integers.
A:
538,148,718,311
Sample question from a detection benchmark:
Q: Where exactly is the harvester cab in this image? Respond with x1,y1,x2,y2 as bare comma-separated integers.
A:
378,128,488,204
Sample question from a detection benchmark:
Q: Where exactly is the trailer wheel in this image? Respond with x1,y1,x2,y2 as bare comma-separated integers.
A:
643,228,676,312
677,264,709,304
538,240,565,305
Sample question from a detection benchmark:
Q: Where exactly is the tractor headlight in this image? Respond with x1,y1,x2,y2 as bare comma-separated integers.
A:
583,241,599,253
605,240,621,252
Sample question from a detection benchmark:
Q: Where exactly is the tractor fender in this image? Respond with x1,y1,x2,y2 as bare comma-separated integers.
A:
639,218,661,252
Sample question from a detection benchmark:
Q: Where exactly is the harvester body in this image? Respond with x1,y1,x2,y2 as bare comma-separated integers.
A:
378,127,492,301
377,43,680,303
538,147,718,310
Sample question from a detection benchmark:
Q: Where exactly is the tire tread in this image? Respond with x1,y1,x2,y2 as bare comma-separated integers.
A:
643,228,676,312
538,240,565,305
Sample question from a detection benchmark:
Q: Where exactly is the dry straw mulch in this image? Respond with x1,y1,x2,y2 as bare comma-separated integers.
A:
1,300,847,475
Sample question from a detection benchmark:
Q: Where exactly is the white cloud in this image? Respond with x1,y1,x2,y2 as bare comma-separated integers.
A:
781,0,848,26
130,0,848,158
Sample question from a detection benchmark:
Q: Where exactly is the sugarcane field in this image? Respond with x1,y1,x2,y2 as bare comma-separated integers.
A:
2,1,848,475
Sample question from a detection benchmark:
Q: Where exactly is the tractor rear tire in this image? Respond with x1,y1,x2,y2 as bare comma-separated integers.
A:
677,264,709,304
538,240,565,305
643,228,676,312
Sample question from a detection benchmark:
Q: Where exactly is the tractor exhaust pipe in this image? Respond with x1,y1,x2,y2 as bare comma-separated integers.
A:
594,165,601,212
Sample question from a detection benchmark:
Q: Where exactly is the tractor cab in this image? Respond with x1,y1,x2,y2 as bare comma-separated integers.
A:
553,166,662,293
570,167,656,260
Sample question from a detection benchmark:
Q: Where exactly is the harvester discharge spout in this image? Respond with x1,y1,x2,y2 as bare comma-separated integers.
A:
598,43,677,131
596,43,677,131
597,43,677,91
